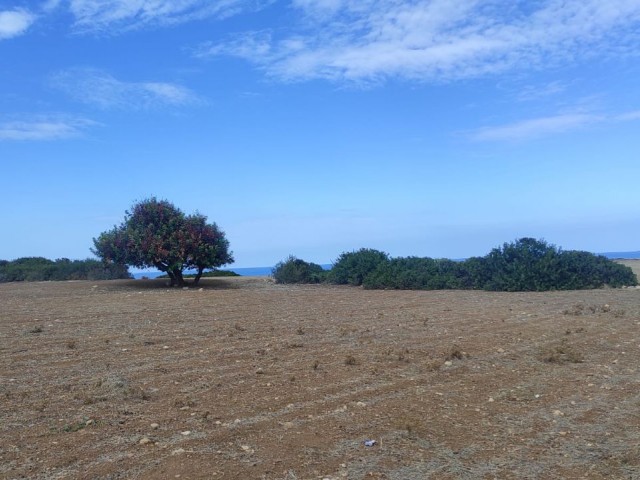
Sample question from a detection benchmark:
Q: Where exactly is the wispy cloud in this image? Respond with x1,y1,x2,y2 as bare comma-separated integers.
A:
50,68,203,109
0,115,96,141
470,109,640,141
202,0,640,83
0,9,36,39
66,0,272,32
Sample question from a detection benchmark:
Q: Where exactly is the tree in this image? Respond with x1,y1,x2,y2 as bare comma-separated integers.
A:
92,198,233,286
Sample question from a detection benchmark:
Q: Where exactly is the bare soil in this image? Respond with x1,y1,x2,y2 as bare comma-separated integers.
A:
2,275,640,480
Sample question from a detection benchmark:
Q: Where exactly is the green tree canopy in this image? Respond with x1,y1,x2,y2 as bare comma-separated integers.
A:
92,198,233,286
328,248,390,286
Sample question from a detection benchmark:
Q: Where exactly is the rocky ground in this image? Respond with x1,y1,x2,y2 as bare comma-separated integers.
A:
1,272,640,479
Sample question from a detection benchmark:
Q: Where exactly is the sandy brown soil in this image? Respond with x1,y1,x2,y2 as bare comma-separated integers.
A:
2,276,640,480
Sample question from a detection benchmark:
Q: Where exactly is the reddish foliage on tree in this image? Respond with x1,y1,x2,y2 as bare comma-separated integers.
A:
92,198,233,286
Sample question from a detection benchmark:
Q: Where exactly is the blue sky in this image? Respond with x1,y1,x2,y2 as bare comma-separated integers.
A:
1,0,639,268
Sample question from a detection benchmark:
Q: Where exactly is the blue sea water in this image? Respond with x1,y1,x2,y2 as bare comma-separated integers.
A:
129,251,639,280
131,264,332,279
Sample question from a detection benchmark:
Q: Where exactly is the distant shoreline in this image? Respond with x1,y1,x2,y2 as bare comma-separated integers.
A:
131,264,332,279
130,251,640,279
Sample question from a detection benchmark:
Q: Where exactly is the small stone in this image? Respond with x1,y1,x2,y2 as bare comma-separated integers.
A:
150,423,160,430
172,448,185,455
163,346,169,350
497,348,505,353
139,437,152,445
181,431,191,436
553,410,564,417
256,368,264,375
444,360,453,366
241,445,251,451
356,402,367,407
488,397,495,402
85,419,94,426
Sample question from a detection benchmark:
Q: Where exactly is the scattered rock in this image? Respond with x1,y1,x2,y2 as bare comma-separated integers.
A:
181,431,191,436
553,410,564,417
171,448,185,455
150,423,160,430
444,360,453,367
139,437,152,445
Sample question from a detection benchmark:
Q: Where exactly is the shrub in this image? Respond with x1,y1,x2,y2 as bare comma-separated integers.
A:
473,238,637,291
360,238,637,292
328,248,389,286
272,256,327,284
364,257,466,290
0,257,131,282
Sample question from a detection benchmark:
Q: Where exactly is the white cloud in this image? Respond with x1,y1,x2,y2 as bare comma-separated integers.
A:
42,0,63,12
471,113,601,141
615,110,640,122
205,0,640,83
0,9,36,39
470,108,640,141
50,68,202,109
67,0,271,32
0,115,96,141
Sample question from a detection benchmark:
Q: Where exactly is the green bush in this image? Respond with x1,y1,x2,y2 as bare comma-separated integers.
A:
364,257,466,290
272,256,327,284
473,238,637,291
0,257,132,282
328,248,390,286
359,238,637,291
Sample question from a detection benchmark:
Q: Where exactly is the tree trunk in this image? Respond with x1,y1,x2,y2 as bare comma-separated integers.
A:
173,268,185,287
193,266,204,286
155,262,176,286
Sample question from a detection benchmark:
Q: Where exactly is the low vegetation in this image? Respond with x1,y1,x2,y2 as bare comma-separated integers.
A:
275,238,638,291
0,257,131,282
271,255,327,284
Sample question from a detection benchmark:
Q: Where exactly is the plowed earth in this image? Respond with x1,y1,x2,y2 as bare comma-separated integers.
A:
2,273,640,479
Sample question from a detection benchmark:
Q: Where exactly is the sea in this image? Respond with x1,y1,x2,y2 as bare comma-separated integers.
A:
129,251,640,280
131,264,332,279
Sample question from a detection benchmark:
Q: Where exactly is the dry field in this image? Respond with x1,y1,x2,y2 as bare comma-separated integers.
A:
2,272,640,479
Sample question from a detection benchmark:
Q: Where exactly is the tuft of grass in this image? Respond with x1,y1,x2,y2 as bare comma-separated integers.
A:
445,345,469,361
540,339,584,364
62,418,90,433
